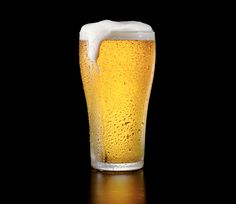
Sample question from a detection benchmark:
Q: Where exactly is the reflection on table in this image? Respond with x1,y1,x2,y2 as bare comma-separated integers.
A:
90,169,146,204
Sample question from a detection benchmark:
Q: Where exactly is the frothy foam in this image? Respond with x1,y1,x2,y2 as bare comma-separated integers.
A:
80,20,155,62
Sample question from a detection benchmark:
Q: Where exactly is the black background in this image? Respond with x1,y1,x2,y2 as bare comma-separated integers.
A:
6,1,213,203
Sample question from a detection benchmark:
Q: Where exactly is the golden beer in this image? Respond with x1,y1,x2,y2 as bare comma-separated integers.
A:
80,33,155,171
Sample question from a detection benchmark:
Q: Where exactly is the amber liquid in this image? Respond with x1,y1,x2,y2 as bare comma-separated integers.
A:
79,40,155,164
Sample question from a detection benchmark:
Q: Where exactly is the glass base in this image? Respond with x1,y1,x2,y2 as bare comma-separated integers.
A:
91,160,144,171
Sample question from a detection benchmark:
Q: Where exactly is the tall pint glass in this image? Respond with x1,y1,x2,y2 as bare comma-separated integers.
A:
79,22,156,171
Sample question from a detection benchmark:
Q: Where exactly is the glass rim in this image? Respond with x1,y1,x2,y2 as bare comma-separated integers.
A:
79,31,155,41
109,30,155,33
102,31,155,40
79,30,155,34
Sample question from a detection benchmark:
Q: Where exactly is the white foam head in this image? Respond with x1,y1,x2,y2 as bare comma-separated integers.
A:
80,20,155,62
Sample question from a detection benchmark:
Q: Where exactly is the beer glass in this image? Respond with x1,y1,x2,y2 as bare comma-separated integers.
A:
79,30,156,171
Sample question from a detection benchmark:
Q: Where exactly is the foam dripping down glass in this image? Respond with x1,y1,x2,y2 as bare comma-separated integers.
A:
79,20,156,171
